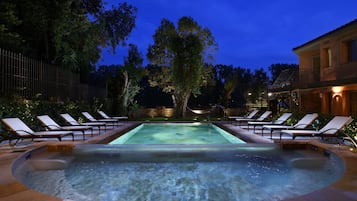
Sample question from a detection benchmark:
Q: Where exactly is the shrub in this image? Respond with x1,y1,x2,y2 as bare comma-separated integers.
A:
0,95,95,142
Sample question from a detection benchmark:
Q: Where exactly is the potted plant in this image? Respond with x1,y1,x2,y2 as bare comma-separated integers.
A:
342,121,357,149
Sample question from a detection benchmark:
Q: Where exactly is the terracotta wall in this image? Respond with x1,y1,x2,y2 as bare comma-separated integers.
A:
300,92,321,113
298,50,320,83
330,91,350,116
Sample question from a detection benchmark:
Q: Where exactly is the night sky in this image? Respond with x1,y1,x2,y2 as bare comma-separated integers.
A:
98,0,357,72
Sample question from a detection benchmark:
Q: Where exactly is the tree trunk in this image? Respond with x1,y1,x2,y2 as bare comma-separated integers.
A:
174,92,190,118
171,94,177,108
118,71,129,115
182,94,190,118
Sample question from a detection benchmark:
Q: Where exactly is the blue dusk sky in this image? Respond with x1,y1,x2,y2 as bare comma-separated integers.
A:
98,0,357,71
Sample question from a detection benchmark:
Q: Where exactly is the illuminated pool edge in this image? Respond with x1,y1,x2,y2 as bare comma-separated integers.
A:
110,124,143,144
109,123,245,144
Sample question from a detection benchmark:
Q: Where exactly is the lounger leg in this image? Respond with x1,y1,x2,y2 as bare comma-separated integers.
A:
82,130,85,140
9,138,20,146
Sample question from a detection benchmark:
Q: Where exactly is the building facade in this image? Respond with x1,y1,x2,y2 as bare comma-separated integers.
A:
273,19,357,116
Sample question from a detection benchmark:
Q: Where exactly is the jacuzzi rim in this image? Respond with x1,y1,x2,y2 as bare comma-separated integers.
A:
10,142,353,201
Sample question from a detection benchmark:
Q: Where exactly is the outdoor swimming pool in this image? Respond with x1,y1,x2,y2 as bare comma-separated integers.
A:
110,123,245,144
15,144,344,201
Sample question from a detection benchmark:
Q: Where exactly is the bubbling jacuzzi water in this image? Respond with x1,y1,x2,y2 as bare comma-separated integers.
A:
15,144,344,201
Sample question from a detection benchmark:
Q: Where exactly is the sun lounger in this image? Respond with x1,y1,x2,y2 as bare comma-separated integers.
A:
60,113,107,133
235,111,272,126
1,118,74,144
248,112,292,132
228,109,259,123
97,110,128,120
82,112,119,128
37,115,93,140
279,116,353,140
262,113,318,138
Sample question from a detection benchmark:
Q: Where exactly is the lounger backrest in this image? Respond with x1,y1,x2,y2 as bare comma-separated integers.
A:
319,116,353,135
256,111,272,121
246,110,259,119
98,110,110,119
1,118,34,136
274,113,292,124
294,113,318,129
82,112,97,121
37,115,60,130
60,114,80,125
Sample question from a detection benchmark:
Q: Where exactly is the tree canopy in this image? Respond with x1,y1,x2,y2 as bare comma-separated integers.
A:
95,44,144,115
0,0,137,76
147,16,217,117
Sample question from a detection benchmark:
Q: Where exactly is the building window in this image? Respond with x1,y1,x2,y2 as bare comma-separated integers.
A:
323,48,332,67
348,39,357,62
312,56,320,81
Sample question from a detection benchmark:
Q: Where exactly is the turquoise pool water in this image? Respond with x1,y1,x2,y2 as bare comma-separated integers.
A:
15,144,344,201
110,123,245,144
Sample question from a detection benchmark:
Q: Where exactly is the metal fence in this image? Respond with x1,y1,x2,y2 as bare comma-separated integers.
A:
0,48,106,100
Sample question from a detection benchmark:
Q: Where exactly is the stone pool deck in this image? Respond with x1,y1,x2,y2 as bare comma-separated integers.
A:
0,121,356,201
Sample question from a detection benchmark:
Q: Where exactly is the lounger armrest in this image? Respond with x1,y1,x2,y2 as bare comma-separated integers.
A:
273,120,284,124
319,128,344,139
4,130,32,146
294,123,308,127
65,120,79,125
44,124,62,130
12,130,36,136
292,123,309,128
320,128,340,134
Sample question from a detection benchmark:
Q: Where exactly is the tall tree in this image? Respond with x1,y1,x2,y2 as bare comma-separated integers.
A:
211,64,252,107
0,1,23,51
0,0,136,80
118,44,145,115
94,44,144,115
247,68,270,108
232,67,253,107
147,16,217,117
